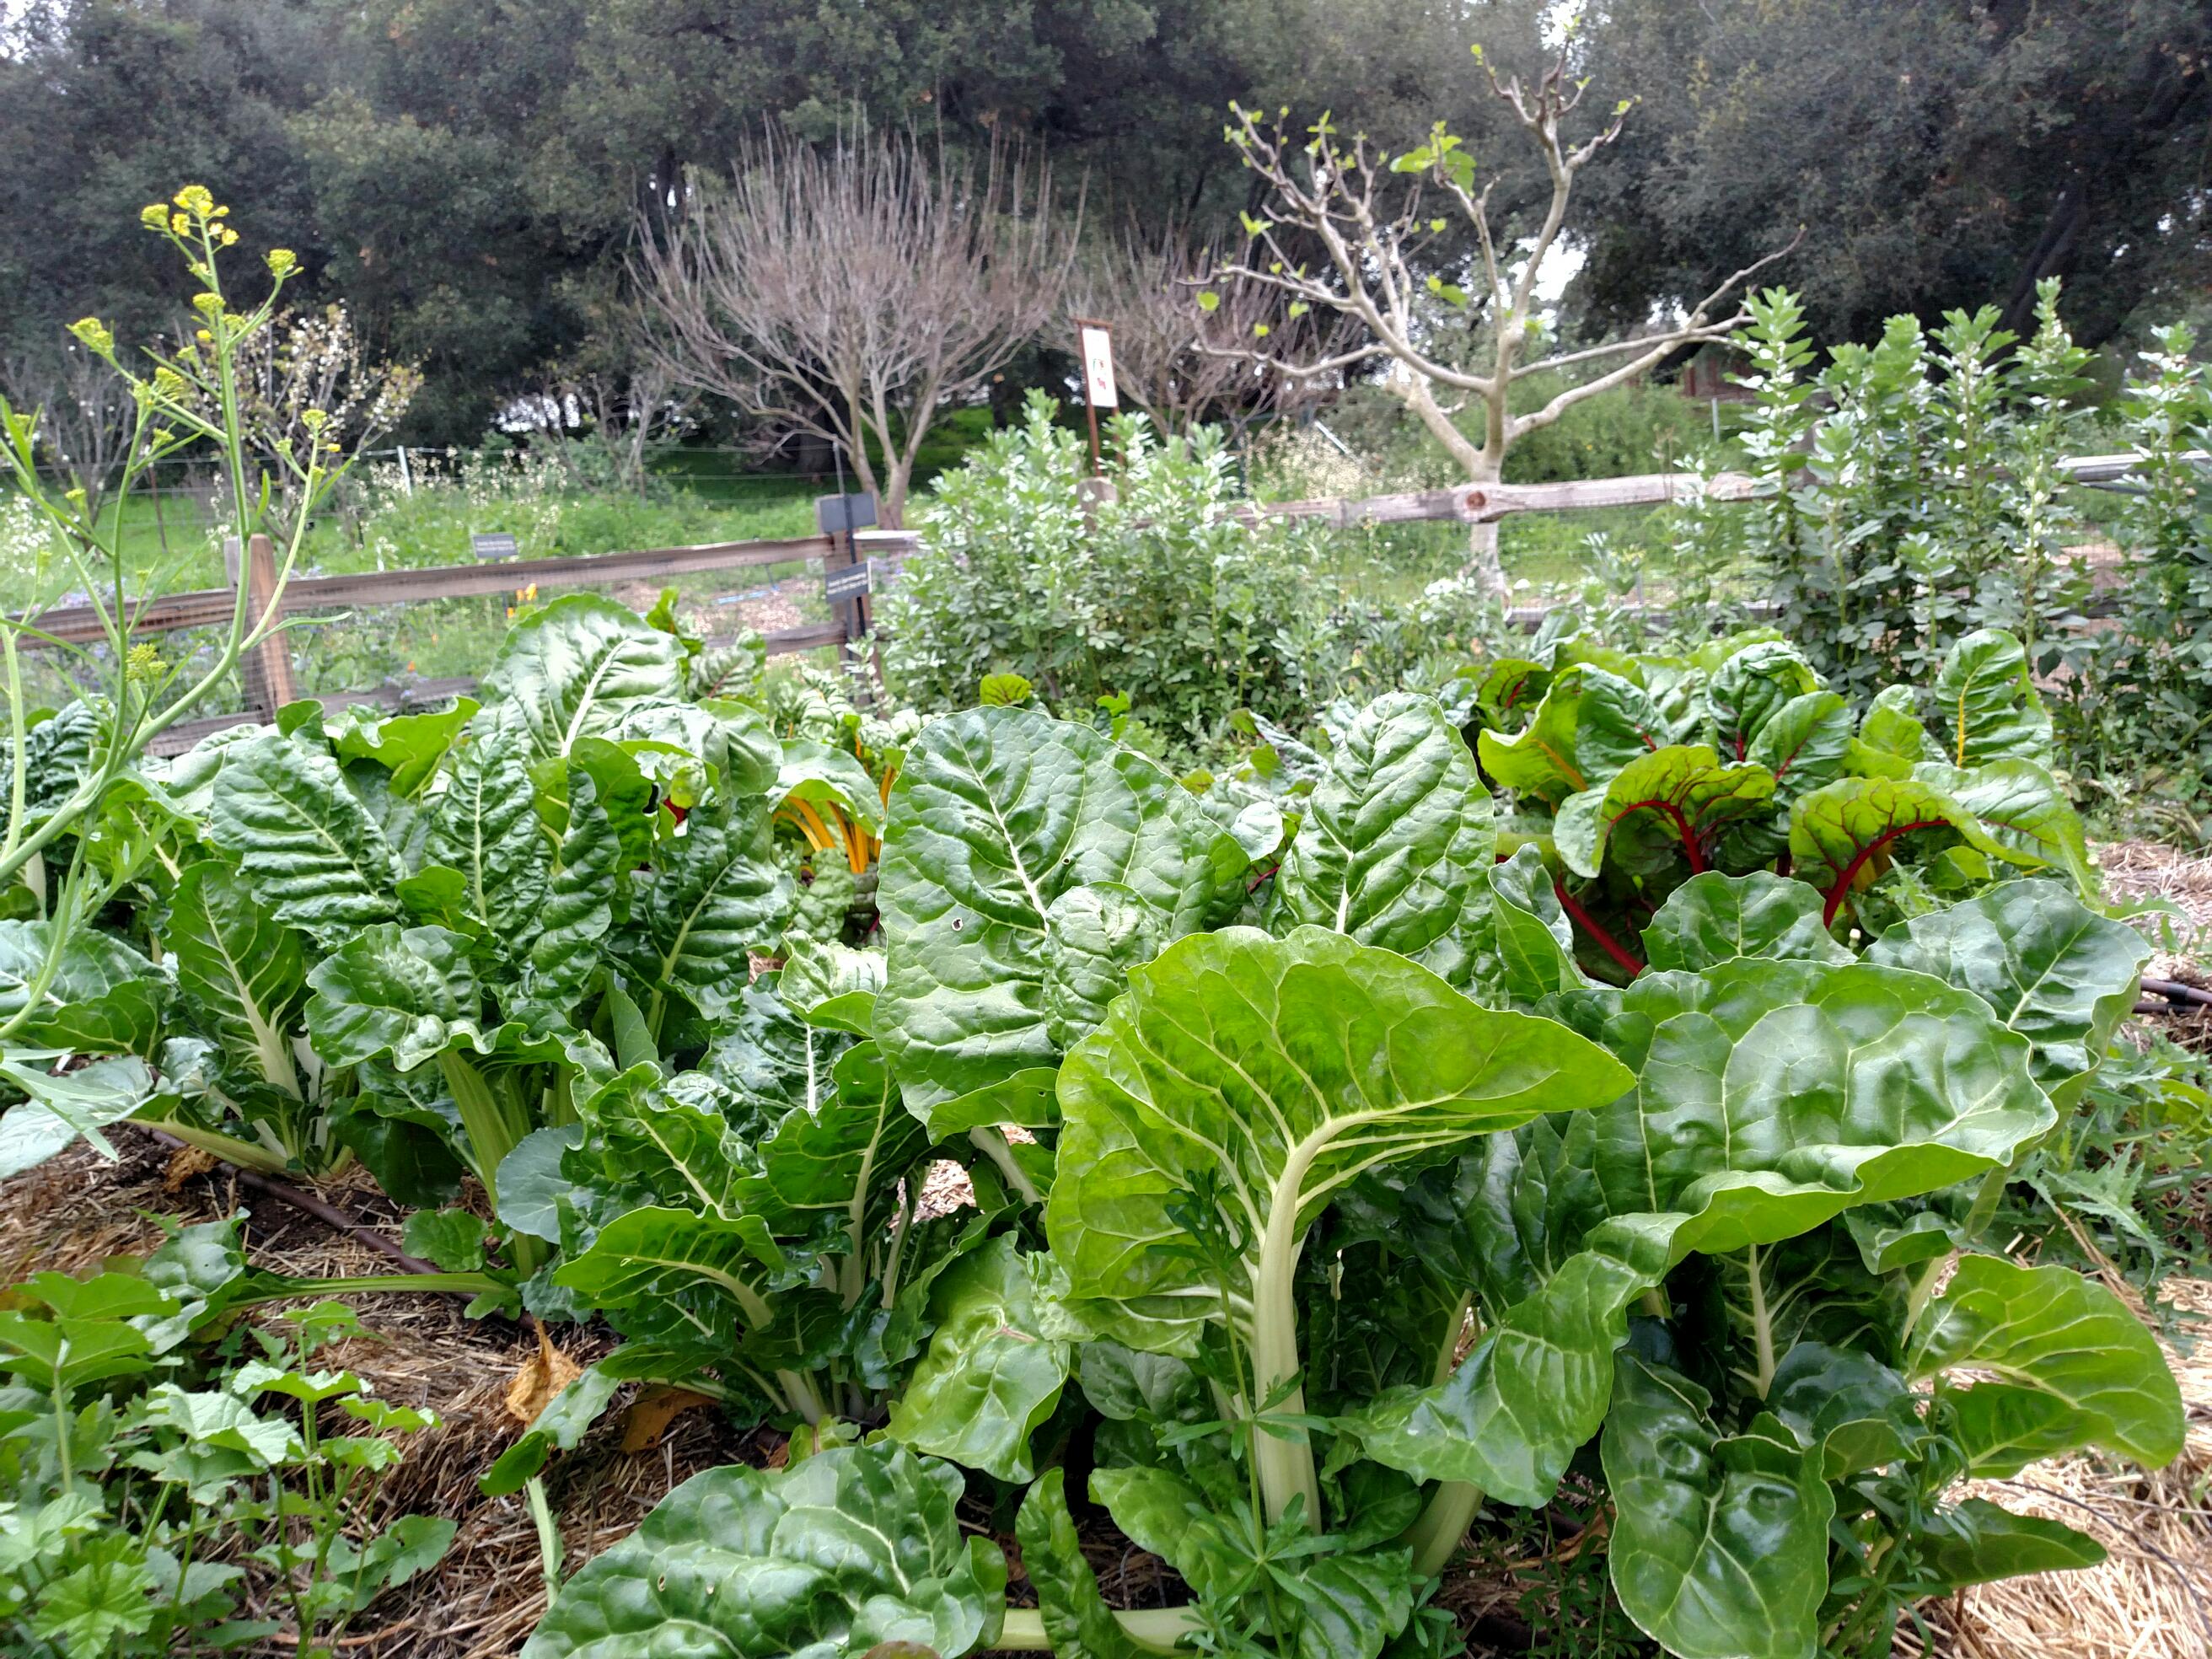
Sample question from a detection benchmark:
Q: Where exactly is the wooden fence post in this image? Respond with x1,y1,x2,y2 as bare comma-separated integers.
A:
232,532,298,720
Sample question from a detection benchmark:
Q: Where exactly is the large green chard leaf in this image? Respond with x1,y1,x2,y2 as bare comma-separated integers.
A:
1339,1213,1673,1506
1914,759,2094,895
425,703,551,947
1866,880,2147,1105
305,924,491,1072
1704,640,1821,761
1553,744,1775,879
1909,1256,2184,1471
1744,690,1850,808
1272,693,1495,983
522,1443,1007,1659
874,706,1244,1125
1049,925,1632,1525
207,729,401,947
1602,1355,1833,1659
1041,883,1160,1051
1477,664,1665,803
481,593,689,765
1786,775,2008,926
1930,627,2053,769
165,859,305,1091
1049,925,1631,1353
1459,844,1589,1011
0,921,164,1055
1014,1470,1164,1659
1590,958,2053,1258
1846,685,1944,779
1640,872,1850,973
887,1235,1069,1481
735,1041,930,1247
778,941,886,1035
518,765,625,1020
634,791,792,1023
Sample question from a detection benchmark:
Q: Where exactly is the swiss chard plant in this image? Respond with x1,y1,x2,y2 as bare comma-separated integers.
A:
524,697,2182,1659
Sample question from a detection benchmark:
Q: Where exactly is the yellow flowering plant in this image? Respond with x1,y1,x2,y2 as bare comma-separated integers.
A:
0,189,366,1060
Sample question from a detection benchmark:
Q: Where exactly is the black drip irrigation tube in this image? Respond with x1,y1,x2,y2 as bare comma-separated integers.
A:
2134,977,2212,1017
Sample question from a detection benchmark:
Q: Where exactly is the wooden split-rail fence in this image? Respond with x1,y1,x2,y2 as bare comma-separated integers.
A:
8,450,2190,755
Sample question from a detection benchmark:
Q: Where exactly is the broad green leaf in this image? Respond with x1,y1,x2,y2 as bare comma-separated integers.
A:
1340,1215,1672,1506
1591,958,2053,1258
1553,745,1774,879
1042,883,1159,1051
518,765,624,1019
426,703,552,946
30,1551,156,1651
138,1385,303,1467
1744,690,1850,808
1087,1466,1255,1600
1846,684,1943,779
1477,664,1656,803
166,860,304,1091
481,593,687,764
875,706,1243,1123
888,1237,1070,1481
0,920,164,1055
1786,775,2007,925
305,924,485,1071
636,792,792,1023
0,1306,156,1391
0,1053,154,1177
1866,880,2147,1105
522,1444,1007,1659
778,941,885,1034
1014,1470,1160,1659
1273,693,1496,984
1766,1340,1924,1479
327,699,477,796
1640,872,1850,973
1704,639,1819,760
1277,1549,1417,1659
1909,1256,2185,1469
208,730,401,946
1915,1499,2104,1591
1931,628,2053,768
737,1042,931,1245
1915,759,2094,894
1048,926,1634,1362
1603,1356,1832,1659
552,1206,787,1339
1458,844,1588,1010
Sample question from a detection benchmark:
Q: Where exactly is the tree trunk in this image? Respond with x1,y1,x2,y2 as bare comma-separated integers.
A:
1462,458,1507,599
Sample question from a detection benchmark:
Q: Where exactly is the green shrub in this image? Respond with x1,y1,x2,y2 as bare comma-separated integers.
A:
880,395,1488,761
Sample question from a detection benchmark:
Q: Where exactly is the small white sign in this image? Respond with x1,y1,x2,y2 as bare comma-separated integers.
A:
1077,322,1119,409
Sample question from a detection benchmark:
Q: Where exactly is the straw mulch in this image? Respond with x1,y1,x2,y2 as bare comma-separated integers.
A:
2098,838,2212,989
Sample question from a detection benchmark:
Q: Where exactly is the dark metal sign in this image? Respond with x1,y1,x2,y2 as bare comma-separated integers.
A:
814,492,878,537
470,531,518,561
824,561,872,603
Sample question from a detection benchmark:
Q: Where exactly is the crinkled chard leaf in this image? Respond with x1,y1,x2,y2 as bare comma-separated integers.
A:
523,1443,1007,1659
1458,843,1589,1011
0,920,165,1056
208,729,402,947
634,791,792,1025
1013,1469,1159,1659
1271,693,1496,983
165,860,305,1089
1913,758,2094,895
1042,883,1159,1050
874,706,1244,1125
1704,640,1820,761
1866,879,2147,1105
1785,775,2009,926
480,593,688,765
425,702,551,949
1640,872,1850,973
1601,1354,1833,1659
887,1236,1068,1481
1930,627,2053,769
1553,744,1775,879
1909,1256,2184,1471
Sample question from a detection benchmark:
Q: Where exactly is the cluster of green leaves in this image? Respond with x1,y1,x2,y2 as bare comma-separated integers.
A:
0,1219,446,1658
878,393,1476,765
1456,621,2091,978
524,685,2181,1659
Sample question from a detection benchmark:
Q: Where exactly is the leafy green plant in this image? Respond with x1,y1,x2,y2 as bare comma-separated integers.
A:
524,697,2180,1659
0,1221,448,1658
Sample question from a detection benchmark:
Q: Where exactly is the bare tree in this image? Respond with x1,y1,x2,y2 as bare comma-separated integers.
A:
635,125,1079,528
0,343,136,521
1213,46,1796,593
199,303,421,536
1077,223,1361,447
